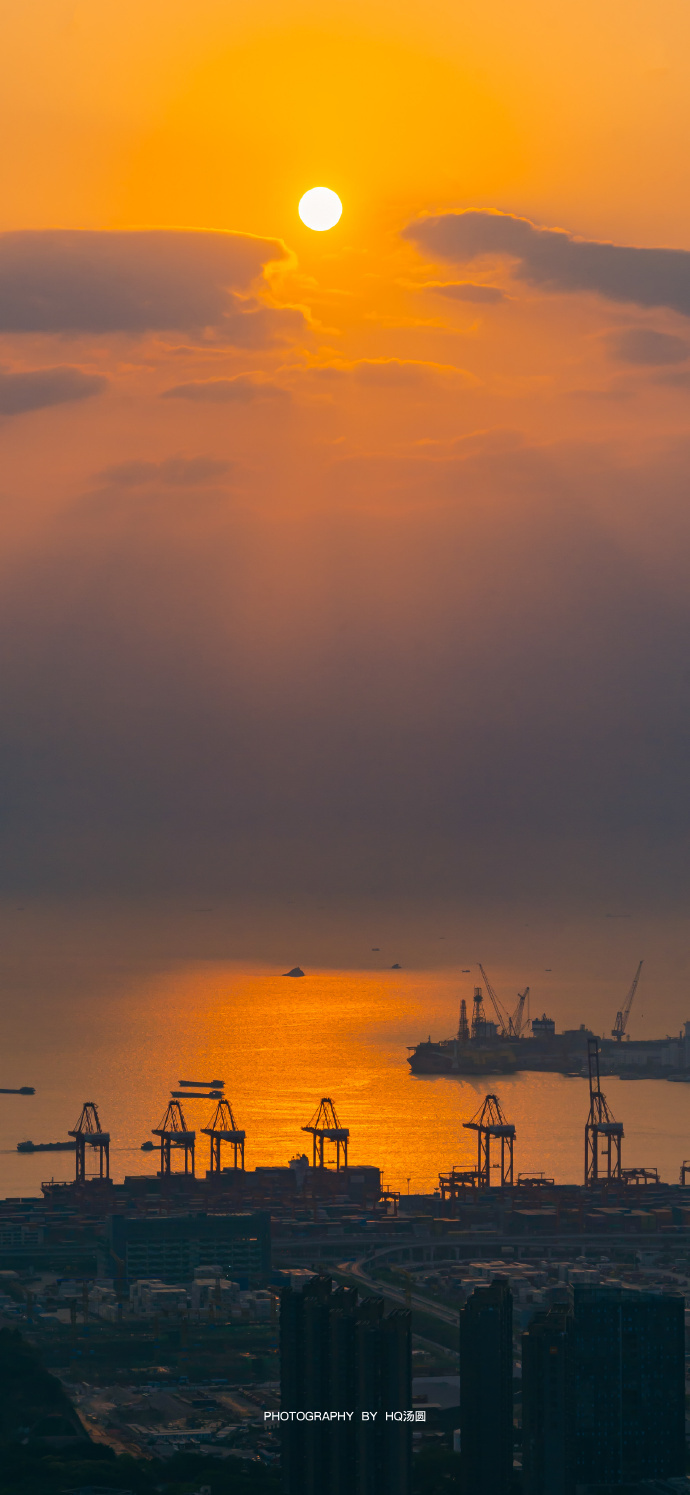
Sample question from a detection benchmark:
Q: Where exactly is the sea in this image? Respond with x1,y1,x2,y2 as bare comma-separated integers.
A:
1,898,689,1198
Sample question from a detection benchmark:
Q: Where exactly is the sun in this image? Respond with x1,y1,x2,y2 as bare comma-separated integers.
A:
298,186,343,232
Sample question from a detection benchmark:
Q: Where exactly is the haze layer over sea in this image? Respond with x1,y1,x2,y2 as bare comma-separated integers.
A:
1,898,689,1197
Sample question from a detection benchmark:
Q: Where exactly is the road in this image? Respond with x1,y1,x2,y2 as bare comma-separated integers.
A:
339,1258,460,1329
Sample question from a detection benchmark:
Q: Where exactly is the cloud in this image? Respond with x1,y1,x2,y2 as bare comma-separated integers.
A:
403,210,690,317
608,328,690,365
98,456,234,487
212,300,307,348
0,365,106,415
0,230,295,339
307,357,473,387
656,369,690,388
424,281,506,303
161,374,289,403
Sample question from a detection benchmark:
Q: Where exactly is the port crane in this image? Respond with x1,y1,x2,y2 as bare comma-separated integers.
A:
611,960,643,1042
153,1098,196,1176
477,965,509,1037
302,1098,349,1170
585,1038,623,1185
463,1094,516,1186
477,965,530,1038
69,1102,110,1183
511,987,530,1038
202,1096,246,1172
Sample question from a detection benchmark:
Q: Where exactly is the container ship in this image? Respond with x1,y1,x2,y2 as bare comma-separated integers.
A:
407,964,690,1081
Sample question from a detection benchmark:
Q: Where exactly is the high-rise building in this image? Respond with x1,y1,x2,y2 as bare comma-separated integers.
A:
522,1303,575,1495
459,1275,513,1495
280,1275,411,1495
573,1285,685,1485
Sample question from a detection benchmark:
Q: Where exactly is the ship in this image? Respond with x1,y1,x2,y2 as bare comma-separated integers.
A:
408,967,690,1081
16,1139,77,1153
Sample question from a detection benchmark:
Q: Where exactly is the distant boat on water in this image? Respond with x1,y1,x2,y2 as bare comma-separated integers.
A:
16,1139,76,1153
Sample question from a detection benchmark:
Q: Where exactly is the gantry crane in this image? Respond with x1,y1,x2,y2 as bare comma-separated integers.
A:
463,1093,515,1186
152,1099,196,1176
202,1096,246,1173
302,1098,349,1170
611,961,643,1042
585,1039,623,1185
68,1102,110,1183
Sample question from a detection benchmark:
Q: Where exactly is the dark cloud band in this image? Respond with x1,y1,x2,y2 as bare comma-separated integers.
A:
162,375,289,402
98,456,233,487
608,327,690,365
0,230,289,336
0,365,106,415
425,281,506,303
403,210,690,317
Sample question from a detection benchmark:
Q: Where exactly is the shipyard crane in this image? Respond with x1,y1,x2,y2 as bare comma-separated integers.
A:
510,987,530,1038
477,965,510,1037
611,960,643,1043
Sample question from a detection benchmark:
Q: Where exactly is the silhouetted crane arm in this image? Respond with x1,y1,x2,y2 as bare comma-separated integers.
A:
477,964,509,1036
511,988,530,1038
612,960,643,1041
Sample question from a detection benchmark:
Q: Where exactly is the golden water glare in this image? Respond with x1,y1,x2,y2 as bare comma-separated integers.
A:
1,965,689,1195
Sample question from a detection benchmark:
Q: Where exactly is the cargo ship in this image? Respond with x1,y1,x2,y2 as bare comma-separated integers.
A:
408,969,690,1081
16,1140,77,1153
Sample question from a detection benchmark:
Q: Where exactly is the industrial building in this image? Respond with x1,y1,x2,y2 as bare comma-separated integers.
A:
108,1210,271,1285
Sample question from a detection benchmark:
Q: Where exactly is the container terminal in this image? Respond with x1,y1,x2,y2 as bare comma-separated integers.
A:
1,1049,690,1276
5,1061,690,1482
407,960,690,1078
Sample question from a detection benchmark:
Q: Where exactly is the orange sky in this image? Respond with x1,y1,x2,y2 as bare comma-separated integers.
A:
0,0,688,907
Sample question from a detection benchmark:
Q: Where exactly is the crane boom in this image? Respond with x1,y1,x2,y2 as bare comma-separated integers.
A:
511,987,530,1038
477,964,509,1037
611,960,643,1042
